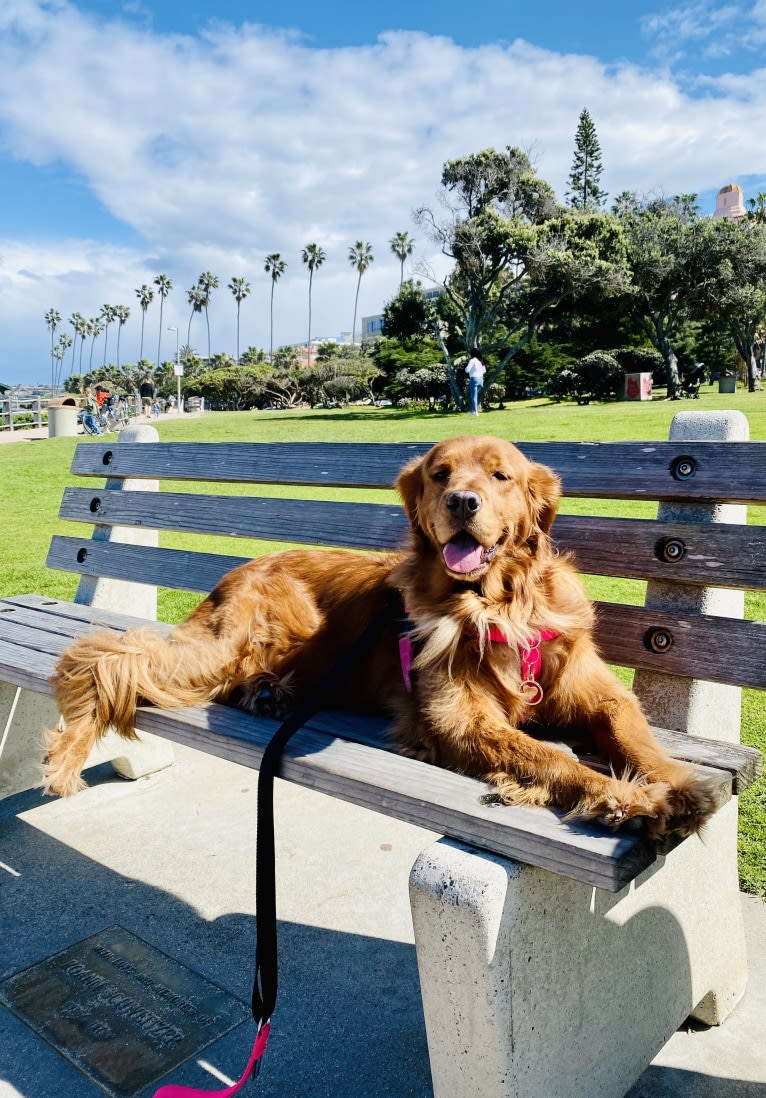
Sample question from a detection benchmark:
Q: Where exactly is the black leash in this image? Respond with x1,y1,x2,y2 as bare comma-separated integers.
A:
250,590,402,1054
153,590,403,1097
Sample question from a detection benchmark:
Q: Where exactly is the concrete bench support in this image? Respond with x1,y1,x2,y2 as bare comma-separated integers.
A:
0,425,173,798
408,412,751,1096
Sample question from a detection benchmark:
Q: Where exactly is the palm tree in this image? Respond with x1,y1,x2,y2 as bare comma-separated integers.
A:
135,284,154,361
264,253,286,364
55,333,72,389
100,304,116,366
301,244,326,367
153,274,173,370
76,315,89,373
44,309,61,390
67,312,84,377
114,305,130,367
746,193,766,225
389,231,415,289
197,271,219,363
186,284,206,347
88,318,103,372
228,276,251,364
348,241,374,344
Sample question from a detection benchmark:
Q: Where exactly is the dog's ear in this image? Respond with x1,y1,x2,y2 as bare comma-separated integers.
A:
527,462,561,536
395,455,426,534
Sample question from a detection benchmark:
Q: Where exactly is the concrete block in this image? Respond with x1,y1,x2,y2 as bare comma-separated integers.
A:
0,685,58,797
109,731,176,781
410,805,747,1098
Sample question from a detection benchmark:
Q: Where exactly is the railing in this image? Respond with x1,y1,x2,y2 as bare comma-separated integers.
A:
0,395,47,432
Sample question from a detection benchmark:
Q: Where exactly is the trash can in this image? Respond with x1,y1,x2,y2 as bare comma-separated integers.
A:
47,397,79,438
718,374,736,394
623,372,653,401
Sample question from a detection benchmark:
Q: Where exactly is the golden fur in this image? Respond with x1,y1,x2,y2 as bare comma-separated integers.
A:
45,435,717,838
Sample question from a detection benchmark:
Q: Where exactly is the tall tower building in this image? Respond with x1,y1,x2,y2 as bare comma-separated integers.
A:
713,183,746,220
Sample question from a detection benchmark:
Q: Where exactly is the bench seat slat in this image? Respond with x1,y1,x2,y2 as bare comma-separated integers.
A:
43,538,766,689
71,440,766,504
59,487,766,590
0,597,760,798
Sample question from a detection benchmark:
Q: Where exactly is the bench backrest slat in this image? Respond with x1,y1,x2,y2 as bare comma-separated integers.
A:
59,486,766,590
72,440,766,503
46,535,766,690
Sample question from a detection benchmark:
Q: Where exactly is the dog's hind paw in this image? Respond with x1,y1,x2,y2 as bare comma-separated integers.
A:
236,675,293,720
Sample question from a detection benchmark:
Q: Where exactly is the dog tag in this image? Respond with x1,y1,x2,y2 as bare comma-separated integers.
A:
521,680,544,706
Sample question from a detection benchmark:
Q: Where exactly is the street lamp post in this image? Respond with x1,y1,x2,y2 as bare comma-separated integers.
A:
167,327,182,414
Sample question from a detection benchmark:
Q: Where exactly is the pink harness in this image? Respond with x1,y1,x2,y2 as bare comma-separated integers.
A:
399,620,560,706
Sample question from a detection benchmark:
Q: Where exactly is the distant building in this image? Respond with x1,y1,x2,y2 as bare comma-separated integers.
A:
713,183,746,221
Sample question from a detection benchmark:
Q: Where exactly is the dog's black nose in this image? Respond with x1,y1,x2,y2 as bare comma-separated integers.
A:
445,490,482,520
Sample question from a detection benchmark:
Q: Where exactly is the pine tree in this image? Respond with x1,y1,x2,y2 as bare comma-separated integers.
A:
566,108,607,211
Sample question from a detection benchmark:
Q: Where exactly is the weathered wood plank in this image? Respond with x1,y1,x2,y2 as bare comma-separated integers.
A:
58,487,766,590
1,597,760,794
71,440,766,504
101,699,664,892
593,602,766,689
43,539,766,687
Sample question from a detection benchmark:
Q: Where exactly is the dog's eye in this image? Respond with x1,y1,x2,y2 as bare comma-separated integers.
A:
431,468,450,483
491,471,509,481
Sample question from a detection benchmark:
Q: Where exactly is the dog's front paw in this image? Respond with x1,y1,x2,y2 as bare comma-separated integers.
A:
589,777,670,829
643,767,719,841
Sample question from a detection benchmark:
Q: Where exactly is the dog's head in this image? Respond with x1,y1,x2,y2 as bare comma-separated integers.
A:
396,435,561,582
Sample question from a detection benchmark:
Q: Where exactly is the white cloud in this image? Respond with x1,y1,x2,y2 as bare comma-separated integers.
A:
2,1,766,382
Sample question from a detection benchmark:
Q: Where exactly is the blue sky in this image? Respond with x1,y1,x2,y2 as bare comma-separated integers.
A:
2,0,766,385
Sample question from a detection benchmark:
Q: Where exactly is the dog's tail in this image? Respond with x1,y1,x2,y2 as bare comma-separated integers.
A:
44,626,237,796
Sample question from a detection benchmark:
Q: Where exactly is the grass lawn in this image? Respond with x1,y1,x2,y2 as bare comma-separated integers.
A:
2,389,764,896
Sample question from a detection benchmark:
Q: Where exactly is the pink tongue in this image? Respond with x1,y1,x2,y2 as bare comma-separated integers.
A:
443,534,485,574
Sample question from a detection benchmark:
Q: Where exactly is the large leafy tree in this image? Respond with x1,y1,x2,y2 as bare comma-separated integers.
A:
302,243,326,367
153,274,173,373
228,276,251,364
616,195,705,397
389,231,415,288
415,147,622,405
693,217,766,391
264,253,286,364
566,108,607,211
414,147,558,403
134,284,154,362
348,240,374,344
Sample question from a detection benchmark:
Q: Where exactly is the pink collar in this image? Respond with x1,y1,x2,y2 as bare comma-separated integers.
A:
398,617,560,705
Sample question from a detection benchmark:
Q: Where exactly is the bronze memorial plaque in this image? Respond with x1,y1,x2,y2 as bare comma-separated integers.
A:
0,925,250,1097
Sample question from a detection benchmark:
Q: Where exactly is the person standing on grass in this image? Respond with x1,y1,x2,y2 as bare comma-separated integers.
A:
465,348,486,415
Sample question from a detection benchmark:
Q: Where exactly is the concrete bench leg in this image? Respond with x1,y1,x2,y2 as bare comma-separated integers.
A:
409,410,752,1097
410,807,746,1098
74,423,174,783
0,685,60,797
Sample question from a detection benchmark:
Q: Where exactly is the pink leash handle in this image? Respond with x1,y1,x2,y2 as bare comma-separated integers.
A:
153,1023,271,1098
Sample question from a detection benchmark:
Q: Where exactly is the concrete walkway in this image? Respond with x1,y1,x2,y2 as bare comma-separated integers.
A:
1,740,764,1097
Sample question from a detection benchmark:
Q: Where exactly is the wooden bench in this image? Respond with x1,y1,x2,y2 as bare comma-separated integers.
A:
0,412,763,1098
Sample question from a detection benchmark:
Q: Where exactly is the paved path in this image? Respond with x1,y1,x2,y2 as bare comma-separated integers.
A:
1,740,764,1097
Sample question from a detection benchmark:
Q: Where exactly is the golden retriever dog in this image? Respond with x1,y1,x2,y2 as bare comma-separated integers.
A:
44,435,716,838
